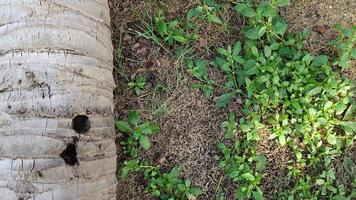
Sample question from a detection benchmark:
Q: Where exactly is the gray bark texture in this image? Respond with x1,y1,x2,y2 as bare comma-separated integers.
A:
0,0,117,199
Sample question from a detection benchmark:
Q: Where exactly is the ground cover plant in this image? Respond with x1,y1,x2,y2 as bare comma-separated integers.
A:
110,0,356,199
188,1,356,199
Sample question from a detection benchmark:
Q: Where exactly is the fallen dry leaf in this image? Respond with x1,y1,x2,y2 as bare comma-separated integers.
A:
313,25,331,34
188,194,196,200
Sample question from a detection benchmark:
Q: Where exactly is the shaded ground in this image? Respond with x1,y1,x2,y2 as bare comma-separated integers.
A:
109,0,355,199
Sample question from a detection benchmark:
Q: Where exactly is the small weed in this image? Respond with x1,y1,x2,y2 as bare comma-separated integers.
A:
331,24,356,70
117,111,159,157
128,76,146,95
118,112,202,199
187,0,223,25
217,141,267,200
153,10,199,46
122,160,203,200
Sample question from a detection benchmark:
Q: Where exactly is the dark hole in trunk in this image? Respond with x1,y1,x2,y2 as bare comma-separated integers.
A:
60,143,78,166
72,115,91,134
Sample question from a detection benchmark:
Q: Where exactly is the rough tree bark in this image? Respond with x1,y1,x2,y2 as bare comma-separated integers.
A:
0,0,117,199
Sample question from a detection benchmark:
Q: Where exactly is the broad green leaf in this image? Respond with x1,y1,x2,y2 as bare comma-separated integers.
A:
185,179,191,187
343,104,356,120
235,4,256,17
241,173,255,181
116,121,133,133
139,135,151,150
229,112,236,121
272,17,287,36
207,14,222,24
251,46,259,57
142,124,160,135
224,128,235,139
316,179,325,185
130,148,138,158
133,130,141,140
215,93,235,108
244,59,258,75
128,111,140,125
295,151,302,160
259,26,267,38
327,134,337,145
187,7,202,19
217,142,226,150
245,27,265,40
343,157,355,177
257,4,277,17
190,33,200,40
236,188,244,200
312,55,328,66
168,166,180,178
352,48,356,59
157,21,167,35
233,41,242,57
190,187,203,196
308,107,317,116
256,155,267,171
234,56,245,64
279,134,286,145
204,0,214,6
340,121,356,135
168,20,179,29
253,188,264,200
177,183,185,191
186,8,195,20
273,0,290,7
264,46,272,57
308,86,323,96
246,78,255,97
324,101,333,110
215,57,229,70
227,170,239,178
217,48,229,56
172,35,187,43
121,159,140,177
335,102,347,115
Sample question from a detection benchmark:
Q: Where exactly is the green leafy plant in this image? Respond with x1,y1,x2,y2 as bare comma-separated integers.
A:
221,113,238,138
154,10,199,46
122,160,203,200
187,0,222,24
116,111,159,158
343,157,356,181
118,112,202,199
188,0,355,199
217,140,266,200
128,76,146,95
187,59,215,97
331,24,356,70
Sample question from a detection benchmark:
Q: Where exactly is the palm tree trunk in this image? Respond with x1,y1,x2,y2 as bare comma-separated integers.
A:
0,0,117,199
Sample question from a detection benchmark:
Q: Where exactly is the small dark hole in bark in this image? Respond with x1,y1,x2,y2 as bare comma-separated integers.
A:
72,115,91,134
36,171,43,177
60,143,78,166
